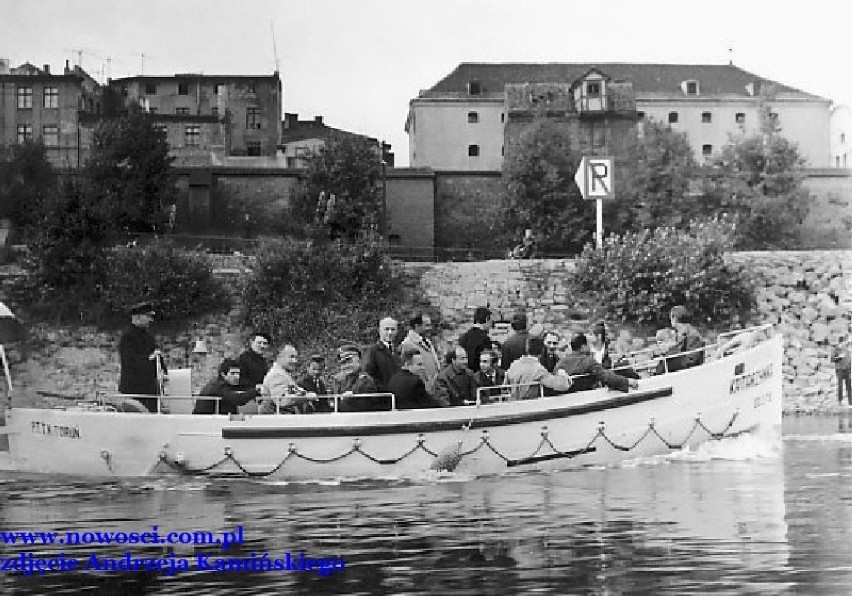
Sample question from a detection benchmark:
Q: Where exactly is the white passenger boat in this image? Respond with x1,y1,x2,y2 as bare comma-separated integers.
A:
0,325,782,479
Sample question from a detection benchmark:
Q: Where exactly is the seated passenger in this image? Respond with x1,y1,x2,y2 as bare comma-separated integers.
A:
473,349,508,403
555,334,639,393
331,345,383,412
505,337,573,400
387,348,442,410
194,358,261,415
261,344,314,414
297,354,332,413
433,345,479,406
658,306,706,373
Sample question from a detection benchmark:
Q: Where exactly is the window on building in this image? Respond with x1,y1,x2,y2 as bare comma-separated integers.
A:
286,156,297,168
702,144,713,156
586,82,601,96
247,82,256,94
735,113,746,124
685,81,698,95
246,107,261,129
178,83,189,95
145,82,157,95
668,112,679,124
841,133,846,144
844,153,848,167
468,80,481,96
211,106,219,118
16,87,32,109
701,112,712,123
175,107,190,115
42,125,59,147
637,111,645,119
43,87,59,108
213,84,222,95
468,144,480,157
154,124,168,137
246,141,262,156
148,107,158,114
501,145,504,156
769,112,779,123
185,125,200,147
468,111,479,123
16,124,32,143
501,113,505,123
388,234,401,245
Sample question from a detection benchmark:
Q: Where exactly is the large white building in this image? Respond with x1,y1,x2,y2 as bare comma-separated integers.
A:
406,63,833,171
831,105,850,168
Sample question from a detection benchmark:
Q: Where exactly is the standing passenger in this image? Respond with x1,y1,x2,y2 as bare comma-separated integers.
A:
362,317,400,392
118,302,165,413
458,306,493,373
501,311,530,370
237,332,271,390
399,313,440,392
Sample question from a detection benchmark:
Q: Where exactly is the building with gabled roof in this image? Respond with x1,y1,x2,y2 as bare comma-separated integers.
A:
279,112,393,168
406,62,832,170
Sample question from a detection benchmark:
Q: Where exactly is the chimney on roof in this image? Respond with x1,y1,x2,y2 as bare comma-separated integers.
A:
43,64,50,74
284,113,297,129
314,116,323,125
64,59,71,75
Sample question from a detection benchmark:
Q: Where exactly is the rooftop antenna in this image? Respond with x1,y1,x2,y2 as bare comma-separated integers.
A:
140,53,145,76
270,20,280,73
728,47,734,66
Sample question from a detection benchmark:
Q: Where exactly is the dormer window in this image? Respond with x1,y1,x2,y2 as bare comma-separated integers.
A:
468,80,481,96
682,79,699,95
586,82,601,96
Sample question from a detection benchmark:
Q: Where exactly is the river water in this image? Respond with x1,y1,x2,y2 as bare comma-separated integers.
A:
0,414,850,595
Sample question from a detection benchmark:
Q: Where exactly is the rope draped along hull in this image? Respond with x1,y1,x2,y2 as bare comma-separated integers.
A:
1,334,783,479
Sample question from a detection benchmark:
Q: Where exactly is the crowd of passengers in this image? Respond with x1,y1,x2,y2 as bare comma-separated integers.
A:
191,305,706,415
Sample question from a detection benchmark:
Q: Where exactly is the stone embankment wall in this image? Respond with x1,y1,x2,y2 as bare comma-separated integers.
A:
1,251,849,412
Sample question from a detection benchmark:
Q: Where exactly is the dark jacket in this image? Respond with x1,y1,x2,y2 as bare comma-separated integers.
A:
237,349,270,389
387,369,440,410
298,373,332,413
119,325,162,396
331,370,383,412
501,331,529,370
458,326,492,373
661,325,705,373
434,364,479,406
555,352,630,392
194,378,259,415
539,352,560,374
473,368,508,403
362,341,399,391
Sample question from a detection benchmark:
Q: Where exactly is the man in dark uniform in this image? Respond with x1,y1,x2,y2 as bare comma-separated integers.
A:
118,302,165,413
237,332,271,390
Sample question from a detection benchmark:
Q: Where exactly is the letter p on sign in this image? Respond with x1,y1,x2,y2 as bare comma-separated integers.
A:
574,157,614,200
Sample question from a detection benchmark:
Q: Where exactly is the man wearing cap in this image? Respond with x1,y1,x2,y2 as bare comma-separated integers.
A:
332,345,381,412
119,302,166,413
362,317,400,392
399,313,440,392
458,307,492,373
501,311,530,370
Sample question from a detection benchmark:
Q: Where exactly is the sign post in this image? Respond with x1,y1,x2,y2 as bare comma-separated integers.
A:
573,156,614,249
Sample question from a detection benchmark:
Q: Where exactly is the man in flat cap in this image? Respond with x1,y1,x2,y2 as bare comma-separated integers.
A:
118,302,166,412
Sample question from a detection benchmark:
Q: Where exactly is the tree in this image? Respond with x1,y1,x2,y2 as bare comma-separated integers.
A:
701,100,813,249
501,120,595,254
609,120,701,231
0,141,57,231
290,135,383,239
84,109,176,236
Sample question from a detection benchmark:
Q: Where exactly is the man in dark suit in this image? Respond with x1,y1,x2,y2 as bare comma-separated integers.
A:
500,311,529,370
362,316,400,391
555,334,639,393
194,358,261,415
118,302,165,413
298,354,332,412
473,349,508,403
237,332,271,390
458,306,492,373
387,347,441,410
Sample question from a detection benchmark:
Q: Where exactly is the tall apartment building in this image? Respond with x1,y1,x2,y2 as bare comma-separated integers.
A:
109,72,281,164
407,63,832,171
0,59,102,168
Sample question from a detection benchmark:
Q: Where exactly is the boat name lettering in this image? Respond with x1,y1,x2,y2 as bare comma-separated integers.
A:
729,363,772,394
30,421,81,439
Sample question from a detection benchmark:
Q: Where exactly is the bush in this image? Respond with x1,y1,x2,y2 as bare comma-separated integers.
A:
242,233,429,358
98,240,229,323
572,218,754,326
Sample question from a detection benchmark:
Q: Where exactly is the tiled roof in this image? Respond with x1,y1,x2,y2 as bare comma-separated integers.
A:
422,63,827,100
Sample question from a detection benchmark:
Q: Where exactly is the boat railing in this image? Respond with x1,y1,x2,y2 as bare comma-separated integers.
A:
268,392,396,413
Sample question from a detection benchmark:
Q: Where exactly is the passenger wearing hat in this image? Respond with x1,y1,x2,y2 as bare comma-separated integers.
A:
118,301,166,412
500,311,529,370
458,306,493,373
331,345,381,412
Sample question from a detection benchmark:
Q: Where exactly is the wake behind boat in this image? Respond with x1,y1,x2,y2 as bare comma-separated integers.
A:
0,325,782,479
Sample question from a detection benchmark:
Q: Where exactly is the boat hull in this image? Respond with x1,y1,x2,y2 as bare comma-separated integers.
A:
1,334,783,479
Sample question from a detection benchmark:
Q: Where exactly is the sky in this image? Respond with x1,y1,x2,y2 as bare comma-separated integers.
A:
5,0,850,166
